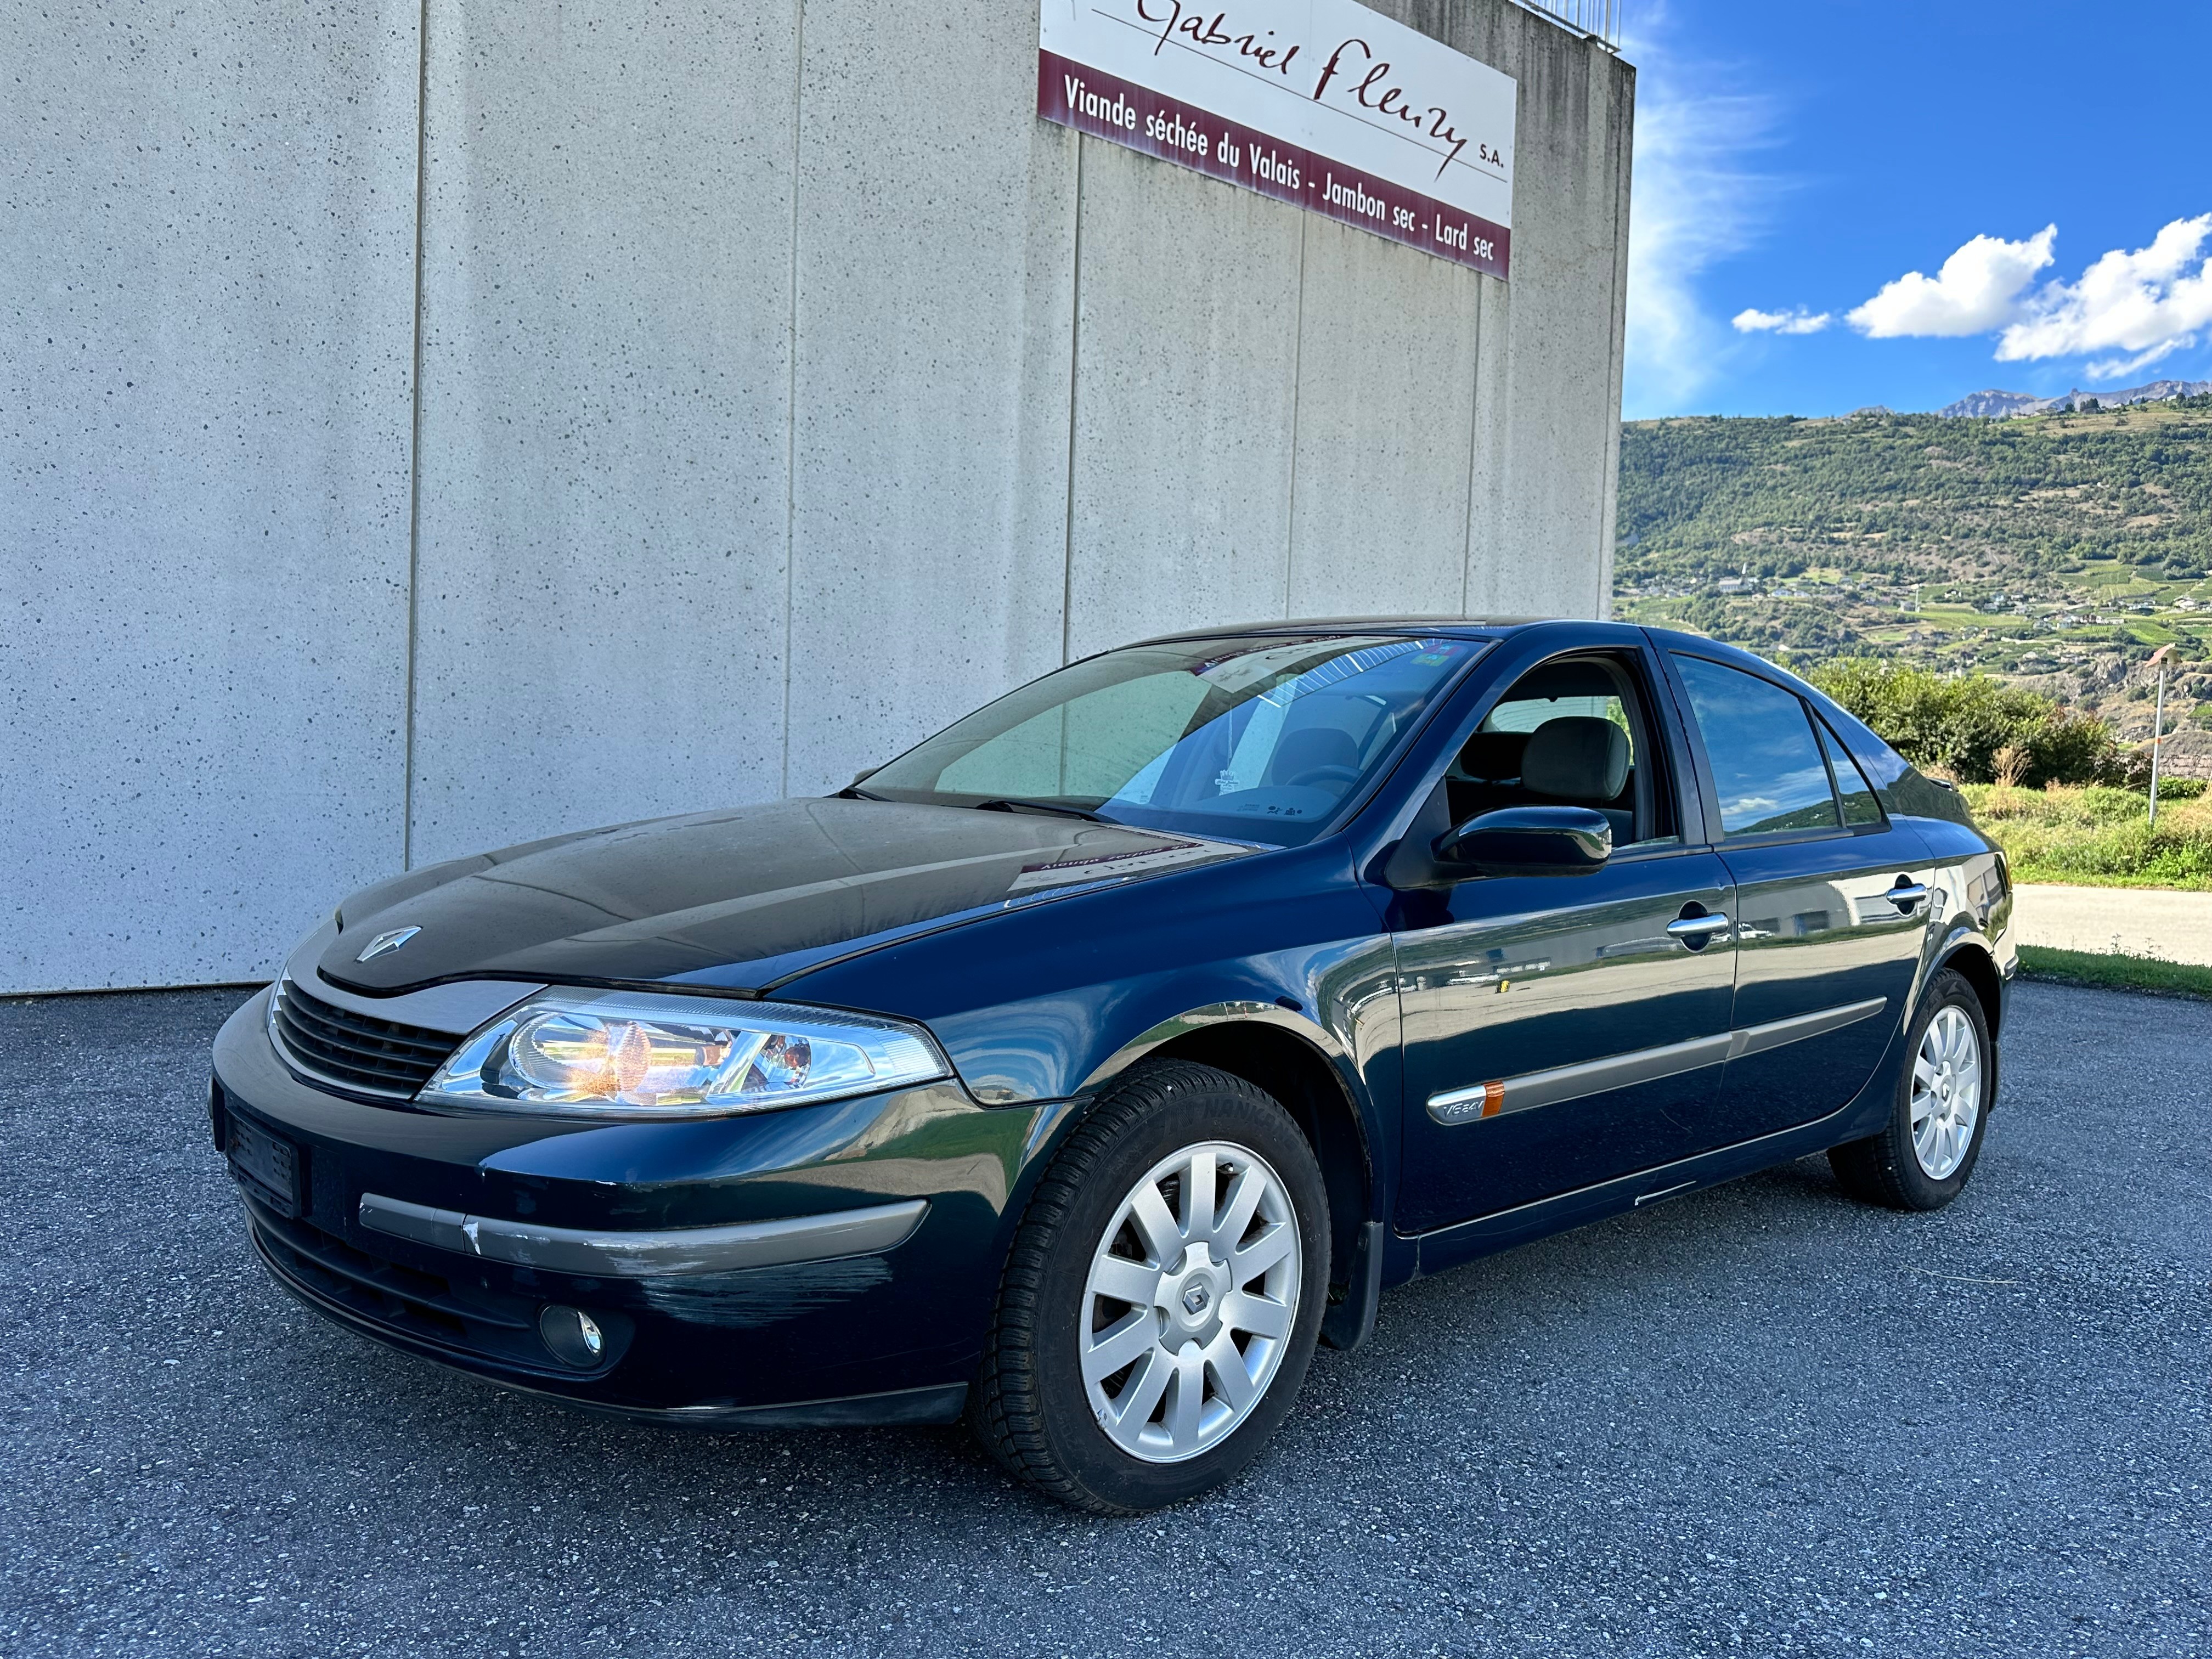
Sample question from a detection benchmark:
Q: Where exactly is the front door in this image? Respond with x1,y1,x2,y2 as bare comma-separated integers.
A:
1392,648,1738,1234
1664,651,1936,1149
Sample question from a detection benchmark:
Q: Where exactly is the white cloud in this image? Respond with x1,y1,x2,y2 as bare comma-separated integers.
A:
1621,7,1787,414
1847,227,2056,337
1843,216,2212,380
2083,339,2195,382
1733,307,1831,335
1996,215,2212,369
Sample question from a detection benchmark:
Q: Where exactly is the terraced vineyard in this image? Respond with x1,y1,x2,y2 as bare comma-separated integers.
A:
1612,397,2212,772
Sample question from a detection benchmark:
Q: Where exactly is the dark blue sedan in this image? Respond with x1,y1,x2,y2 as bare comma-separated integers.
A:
212,618,2013,1511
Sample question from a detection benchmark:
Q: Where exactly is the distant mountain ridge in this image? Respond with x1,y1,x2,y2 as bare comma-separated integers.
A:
1938,380,2211,419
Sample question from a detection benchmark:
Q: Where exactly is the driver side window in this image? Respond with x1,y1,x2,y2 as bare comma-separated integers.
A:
1448,654,1678,849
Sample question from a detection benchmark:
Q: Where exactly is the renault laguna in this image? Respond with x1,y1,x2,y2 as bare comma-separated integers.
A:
212,619,2013,1512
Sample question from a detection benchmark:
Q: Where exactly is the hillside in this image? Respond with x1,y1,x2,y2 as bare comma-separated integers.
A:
1611,396,2212,773
1937,380,2211,419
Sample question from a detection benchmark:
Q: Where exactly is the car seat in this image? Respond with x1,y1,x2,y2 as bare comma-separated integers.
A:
1520,716,1632,842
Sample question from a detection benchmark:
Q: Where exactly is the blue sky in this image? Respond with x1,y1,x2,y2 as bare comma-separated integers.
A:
1618,1,2212,419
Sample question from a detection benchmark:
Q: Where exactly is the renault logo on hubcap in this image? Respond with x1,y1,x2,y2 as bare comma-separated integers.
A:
1182,1283,1210,1316
356,926,421,963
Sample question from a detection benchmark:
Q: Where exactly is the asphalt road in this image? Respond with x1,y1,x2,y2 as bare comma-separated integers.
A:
2011,884,2212,967
4,983,2207,1658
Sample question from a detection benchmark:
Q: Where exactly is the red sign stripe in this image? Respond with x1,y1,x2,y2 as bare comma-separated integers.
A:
1038,49,1510,279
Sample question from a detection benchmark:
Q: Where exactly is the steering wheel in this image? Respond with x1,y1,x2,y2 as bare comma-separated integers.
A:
1283,764,1361,792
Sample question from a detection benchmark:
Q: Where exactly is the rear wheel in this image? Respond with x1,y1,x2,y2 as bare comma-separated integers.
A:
1830,968,1992,1211
968,1060,1329,1513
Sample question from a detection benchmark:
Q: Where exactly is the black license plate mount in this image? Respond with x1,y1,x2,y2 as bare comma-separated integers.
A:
228,1113,302,1217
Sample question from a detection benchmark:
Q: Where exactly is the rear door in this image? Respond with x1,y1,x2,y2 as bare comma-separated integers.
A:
1662,650,1934,1150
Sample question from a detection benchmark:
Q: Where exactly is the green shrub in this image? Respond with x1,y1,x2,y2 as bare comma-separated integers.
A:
1961,783,2212,888
1809,661,2125,786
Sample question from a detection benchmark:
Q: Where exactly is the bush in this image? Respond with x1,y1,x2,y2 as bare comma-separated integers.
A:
1809,661,2125,786
1961,783,2212,888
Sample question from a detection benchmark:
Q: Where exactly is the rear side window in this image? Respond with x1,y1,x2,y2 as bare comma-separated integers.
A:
1817,698,1911,792
1819,723,1882,826
1673,656,1839,837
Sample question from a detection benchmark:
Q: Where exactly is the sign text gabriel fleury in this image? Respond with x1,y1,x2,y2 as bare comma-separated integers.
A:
1039,0,1517,276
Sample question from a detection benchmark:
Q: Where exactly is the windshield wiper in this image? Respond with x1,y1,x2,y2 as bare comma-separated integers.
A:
973,797,1116,824
838,785,888,801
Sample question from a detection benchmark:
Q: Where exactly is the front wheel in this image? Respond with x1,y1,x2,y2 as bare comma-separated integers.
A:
968,1060,1330,1513
1830,968,1993,1211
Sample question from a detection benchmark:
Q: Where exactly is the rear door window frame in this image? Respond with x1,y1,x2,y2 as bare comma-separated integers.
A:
1656,647,1889,850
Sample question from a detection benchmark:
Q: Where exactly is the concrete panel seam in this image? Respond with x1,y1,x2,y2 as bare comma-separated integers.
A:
1594,54,1635,618
402,0,432,869
1282,213,1310,619
780,1,809,792
1060,134,1086,666
1460,276,1485,616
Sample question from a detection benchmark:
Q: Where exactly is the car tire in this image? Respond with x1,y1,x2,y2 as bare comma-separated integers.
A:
968,1058,1330,1514
1828,968,1993,1212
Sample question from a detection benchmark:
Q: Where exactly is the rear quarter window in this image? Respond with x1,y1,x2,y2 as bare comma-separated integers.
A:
1807,694,1972,824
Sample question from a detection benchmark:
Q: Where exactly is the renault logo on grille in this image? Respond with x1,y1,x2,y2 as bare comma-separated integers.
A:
356,926,422,963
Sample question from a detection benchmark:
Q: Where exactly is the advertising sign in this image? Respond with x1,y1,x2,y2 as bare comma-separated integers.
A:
1039,0,1516,276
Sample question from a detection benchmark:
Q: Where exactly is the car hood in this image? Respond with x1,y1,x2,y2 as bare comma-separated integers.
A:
319,797,1257,996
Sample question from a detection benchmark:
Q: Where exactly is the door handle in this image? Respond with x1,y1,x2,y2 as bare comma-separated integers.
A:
1887,881,1929,911
1667,912,1732,944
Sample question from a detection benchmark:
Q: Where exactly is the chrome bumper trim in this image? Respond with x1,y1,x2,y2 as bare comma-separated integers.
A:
358,1193,929,1277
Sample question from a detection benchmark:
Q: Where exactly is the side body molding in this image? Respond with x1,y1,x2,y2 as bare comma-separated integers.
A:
1429,997,1888,1126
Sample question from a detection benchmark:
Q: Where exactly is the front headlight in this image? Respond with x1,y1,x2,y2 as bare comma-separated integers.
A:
419,990,948,1119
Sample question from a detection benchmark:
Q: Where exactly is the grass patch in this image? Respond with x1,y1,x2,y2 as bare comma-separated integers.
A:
1961,783,2212,889
2016,945,2212,1000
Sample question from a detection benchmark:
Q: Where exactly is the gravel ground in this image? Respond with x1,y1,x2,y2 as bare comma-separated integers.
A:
3,982,2207,1658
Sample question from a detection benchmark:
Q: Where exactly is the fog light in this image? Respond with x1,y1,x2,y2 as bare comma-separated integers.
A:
539,1305,606,1368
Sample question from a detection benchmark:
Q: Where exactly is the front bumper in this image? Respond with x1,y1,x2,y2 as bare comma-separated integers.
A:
212,986,1060,1422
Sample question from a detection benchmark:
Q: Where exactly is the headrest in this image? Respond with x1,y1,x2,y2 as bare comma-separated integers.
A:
1456,730,1529,781
1522,717,1629,802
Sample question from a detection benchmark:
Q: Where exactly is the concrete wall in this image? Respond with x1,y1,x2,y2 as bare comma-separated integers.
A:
1,0,1634,993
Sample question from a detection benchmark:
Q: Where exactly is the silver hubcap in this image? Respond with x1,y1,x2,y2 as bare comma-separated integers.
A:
1911,1005,1983,1181
1080,1140,1301,1464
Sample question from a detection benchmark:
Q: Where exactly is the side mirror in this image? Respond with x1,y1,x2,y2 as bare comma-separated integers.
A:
1435,806,1612,877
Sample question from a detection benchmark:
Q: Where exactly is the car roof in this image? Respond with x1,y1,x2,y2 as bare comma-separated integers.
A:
1641,624,1829,691
1128,616,1566,646
1125,618,1825,689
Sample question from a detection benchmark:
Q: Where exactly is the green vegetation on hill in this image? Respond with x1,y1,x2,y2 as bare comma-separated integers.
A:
1614,396,2212,774
1808,660,2123,786
1620,396,2212,589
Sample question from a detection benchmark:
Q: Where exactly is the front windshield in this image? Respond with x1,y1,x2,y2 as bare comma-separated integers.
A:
861,634,1489,845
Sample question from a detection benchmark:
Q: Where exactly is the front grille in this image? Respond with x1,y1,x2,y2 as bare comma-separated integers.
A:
270,978,459,1099
245,1195,630,1379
